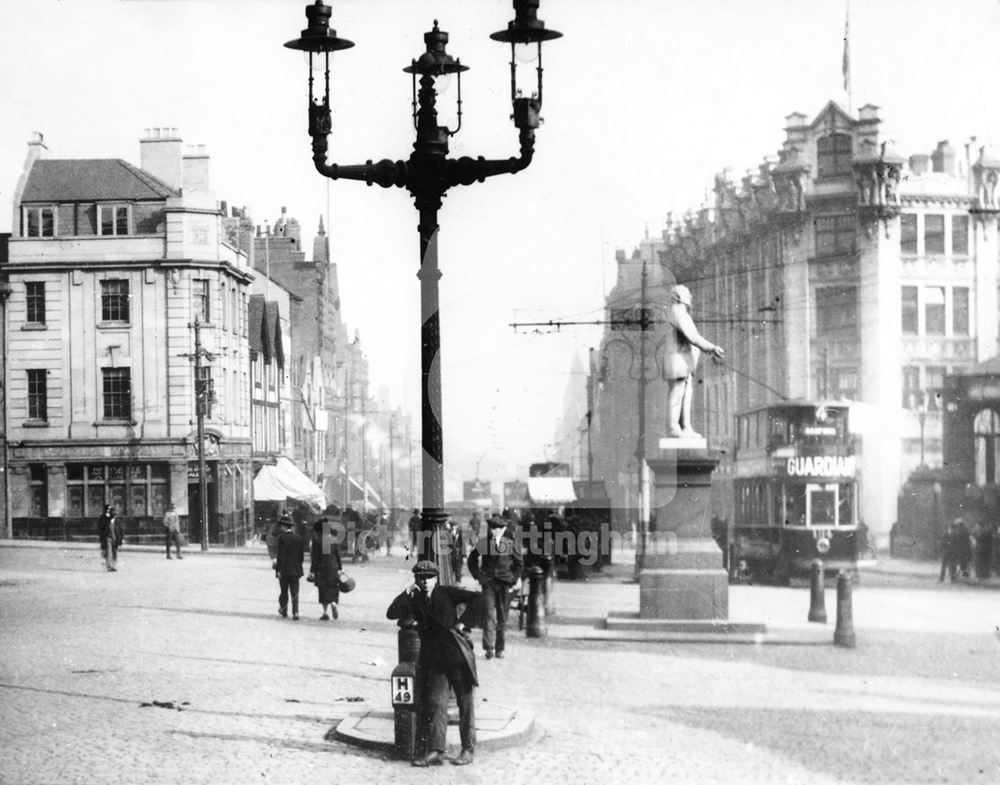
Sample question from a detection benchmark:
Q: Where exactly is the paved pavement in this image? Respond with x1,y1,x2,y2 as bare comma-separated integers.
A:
1,540,999,784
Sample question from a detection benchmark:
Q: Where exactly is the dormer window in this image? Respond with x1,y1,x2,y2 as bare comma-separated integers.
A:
23,206,56,238
817,133,853,179
98,205,130,236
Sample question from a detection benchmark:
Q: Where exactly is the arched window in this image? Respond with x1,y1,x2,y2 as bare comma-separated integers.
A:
817,133,853,178
973,409,1000,486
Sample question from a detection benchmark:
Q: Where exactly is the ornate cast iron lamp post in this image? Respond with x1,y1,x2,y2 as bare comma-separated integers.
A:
285,1,561,583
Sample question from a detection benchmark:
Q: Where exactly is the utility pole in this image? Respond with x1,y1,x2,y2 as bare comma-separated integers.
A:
361,377,368,513
342,366,351,511
587,347,595,484
409,434,416,511
389,414,397,513
635,261,650,577
0,278,12,539
184,317,215,551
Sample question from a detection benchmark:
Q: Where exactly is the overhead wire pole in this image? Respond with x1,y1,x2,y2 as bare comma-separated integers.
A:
636,262,650,577
0,279,11,539
181,317,215,551
388,413,397,514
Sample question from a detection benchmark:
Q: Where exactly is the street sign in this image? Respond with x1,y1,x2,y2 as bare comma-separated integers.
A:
391,675,414,705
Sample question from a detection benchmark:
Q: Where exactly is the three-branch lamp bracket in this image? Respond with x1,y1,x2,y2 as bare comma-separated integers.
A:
285,0,562,138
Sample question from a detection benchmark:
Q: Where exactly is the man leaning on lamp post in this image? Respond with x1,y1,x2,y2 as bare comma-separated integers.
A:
662,283,724,439
386,560,479,767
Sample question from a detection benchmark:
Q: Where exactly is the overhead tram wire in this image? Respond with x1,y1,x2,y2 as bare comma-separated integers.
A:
509,314,782,333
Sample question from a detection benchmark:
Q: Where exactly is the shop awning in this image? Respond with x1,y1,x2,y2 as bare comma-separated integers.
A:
254,457,326,509
527,477,577,505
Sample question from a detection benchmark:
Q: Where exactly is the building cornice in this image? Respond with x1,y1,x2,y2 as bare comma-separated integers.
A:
899,194,975,209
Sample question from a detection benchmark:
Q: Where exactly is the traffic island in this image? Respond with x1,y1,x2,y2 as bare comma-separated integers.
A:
332,702,535,754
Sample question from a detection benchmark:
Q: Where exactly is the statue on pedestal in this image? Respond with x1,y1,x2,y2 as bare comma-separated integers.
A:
662,284,724,439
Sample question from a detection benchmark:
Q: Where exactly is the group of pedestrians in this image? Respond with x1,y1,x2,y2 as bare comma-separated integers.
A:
272,514,348,621
940,516,997,582
97,496,526,768
97,502,185,571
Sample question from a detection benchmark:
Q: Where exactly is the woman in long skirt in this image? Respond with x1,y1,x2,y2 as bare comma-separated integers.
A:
309,518,343,620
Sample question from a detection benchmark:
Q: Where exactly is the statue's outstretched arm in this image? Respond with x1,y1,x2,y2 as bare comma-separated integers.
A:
672,306,724,356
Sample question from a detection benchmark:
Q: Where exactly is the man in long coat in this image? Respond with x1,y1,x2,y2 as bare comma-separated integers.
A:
275,517,304,619
386,560,479,767
97,505,121,572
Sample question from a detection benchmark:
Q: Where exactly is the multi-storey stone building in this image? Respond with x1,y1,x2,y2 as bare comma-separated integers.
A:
651,101,1000,539
3,129,255,544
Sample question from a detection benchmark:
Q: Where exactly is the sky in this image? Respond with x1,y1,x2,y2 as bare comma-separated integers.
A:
2,0,999,494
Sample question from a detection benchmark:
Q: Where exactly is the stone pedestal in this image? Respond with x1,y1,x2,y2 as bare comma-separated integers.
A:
607,440,765,636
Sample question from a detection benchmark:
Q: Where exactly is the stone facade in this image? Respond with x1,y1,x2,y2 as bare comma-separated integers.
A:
586,101,1000,540
3,130,254,544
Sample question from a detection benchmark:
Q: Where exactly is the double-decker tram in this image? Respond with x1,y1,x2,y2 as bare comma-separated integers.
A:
731,401,858,584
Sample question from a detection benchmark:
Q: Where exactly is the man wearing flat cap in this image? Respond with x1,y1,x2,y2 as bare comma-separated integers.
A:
468,515,523,660
386,560,480,767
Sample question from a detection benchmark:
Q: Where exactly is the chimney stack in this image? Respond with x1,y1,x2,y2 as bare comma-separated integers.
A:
140,127,183,190
932,140,956,175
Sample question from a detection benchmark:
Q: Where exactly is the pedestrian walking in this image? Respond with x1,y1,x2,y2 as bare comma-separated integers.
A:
308,518,343,620
386,560,480,767
163,503,183,560
468,510,483,543
974,521,993,580
939,520,957,582
275,516,304,620
97,505,122,572
343,506,364,564
447,517,466,582
468,515,523,659
408,508,422,554
265,512,286,561
955,518,973,579
384,509,397,556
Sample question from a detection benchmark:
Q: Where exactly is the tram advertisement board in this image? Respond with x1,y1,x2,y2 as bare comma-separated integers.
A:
778,454,856,478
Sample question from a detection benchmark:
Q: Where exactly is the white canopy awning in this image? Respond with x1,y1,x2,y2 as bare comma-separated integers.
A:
254,457,326,509
527,477,577,505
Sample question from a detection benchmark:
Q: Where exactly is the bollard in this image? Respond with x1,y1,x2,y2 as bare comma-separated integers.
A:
807,559,827,623
526,566,547,638
392,620,421,759
833,571,856,648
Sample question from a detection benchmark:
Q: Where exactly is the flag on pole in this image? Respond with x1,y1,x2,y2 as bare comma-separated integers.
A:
842,11,851,92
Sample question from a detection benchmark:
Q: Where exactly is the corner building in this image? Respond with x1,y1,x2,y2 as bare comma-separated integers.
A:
4,130,254,544
660,102,1000,539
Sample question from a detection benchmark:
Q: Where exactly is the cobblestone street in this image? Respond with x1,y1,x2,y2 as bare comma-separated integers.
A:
2,542,999,784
